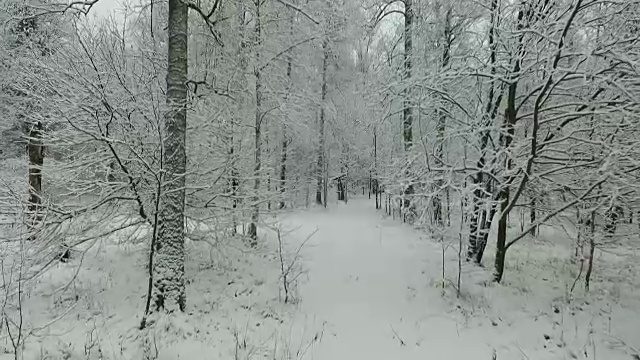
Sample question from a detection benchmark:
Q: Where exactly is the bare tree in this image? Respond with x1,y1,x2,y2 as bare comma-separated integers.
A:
151,0,188,312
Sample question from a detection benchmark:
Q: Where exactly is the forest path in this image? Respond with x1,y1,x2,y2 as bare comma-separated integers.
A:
283,197,493,360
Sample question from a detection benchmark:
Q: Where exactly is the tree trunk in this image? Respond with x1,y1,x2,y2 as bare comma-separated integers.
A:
27,121,44,236
467,0,500,263
529,197,537,236
151,0,187,313
368,171,372,199
305,164,311,208
247,0,262,245
470,201,497,264
432,4,451,226
402,0,414,211
279,125,287,209
493,66,519,282
266,123,271,212
316,37,329,206
373,129,380,209
230,135,239,234
493,187,509,282
231,0,246,234
583,182,600,290
278,6,293,211
584,210,596,291
341,144,348,203
323,147,328,208
492,0,533,281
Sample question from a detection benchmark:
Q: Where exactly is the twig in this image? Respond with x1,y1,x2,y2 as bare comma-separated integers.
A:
275,0,319,24
141,176,163,329
389,324,405,346
570,257,584,293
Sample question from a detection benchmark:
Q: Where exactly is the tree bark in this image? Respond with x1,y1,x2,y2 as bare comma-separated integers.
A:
529,197,537,236
433,4,451,226
316,37,329,206
231,0,247,233
279,9,293,210
368,171,372,199
27,121,44,236
493,0,582,282
247,0,262,245
151,0,188,313
467,0,500,263
279,125,287,209
584,210,596,291
373,128,380,209
402,0,414,211
493,104,517,283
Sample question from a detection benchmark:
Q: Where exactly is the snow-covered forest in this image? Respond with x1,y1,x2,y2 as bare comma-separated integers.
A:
1,0,639,358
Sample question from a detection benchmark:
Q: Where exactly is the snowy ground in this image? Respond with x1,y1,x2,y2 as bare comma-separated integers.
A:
0,227,292,360
283,197,640,360
1,191,639,359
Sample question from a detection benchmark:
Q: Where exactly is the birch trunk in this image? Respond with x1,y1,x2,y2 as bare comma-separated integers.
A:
402,0,414,214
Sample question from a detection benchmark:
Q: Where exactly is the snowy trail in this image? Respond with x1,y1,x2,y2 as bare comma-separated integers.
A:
285,197,493,360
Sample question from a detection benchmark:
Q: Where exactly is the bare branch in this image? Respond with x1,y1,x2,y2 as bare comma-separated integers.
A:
275,0,320,25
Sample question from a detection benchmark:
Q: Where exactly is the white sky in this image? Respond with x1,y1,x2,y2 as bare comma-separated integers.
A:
91,0,127,19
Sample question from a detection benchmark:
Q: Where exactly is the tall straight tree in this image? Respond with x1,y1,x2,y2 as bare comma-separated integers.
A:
232,0,246,235
402,0,414,212
315,37,329,207
279,5,294,210
27,121,44,237
247,0,263,243
151,0,187,312
432,2,452,226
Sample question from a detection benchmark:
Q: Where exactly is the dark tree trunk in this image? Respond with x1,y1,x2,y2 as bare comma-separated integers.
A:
493,104,518,283
316,37,329,206
373,129,380,209
529,197,537,236
584,211,596,291
494,188,509,282
248,0,263,245
151,0,188,313
467,0,500,262
279,2,295,211
493,53,520,282
492,0,530,281
230,137,239,234
279,130,287,209
27,121,44,236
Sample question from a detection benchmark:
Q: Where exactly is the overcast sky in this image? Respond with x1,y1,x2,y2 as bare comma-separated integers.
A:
91,0,125,19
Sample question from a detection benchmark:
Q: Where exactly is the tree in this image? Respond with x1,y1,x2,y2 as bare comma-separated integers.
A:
315,37,329,207
151,0,188,313
402,0,414,214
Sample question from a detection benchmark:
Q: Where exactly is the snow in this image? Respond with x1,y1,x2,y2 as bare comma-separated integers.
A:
283,198,640,360
2,196,639,359
3,226,291,359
